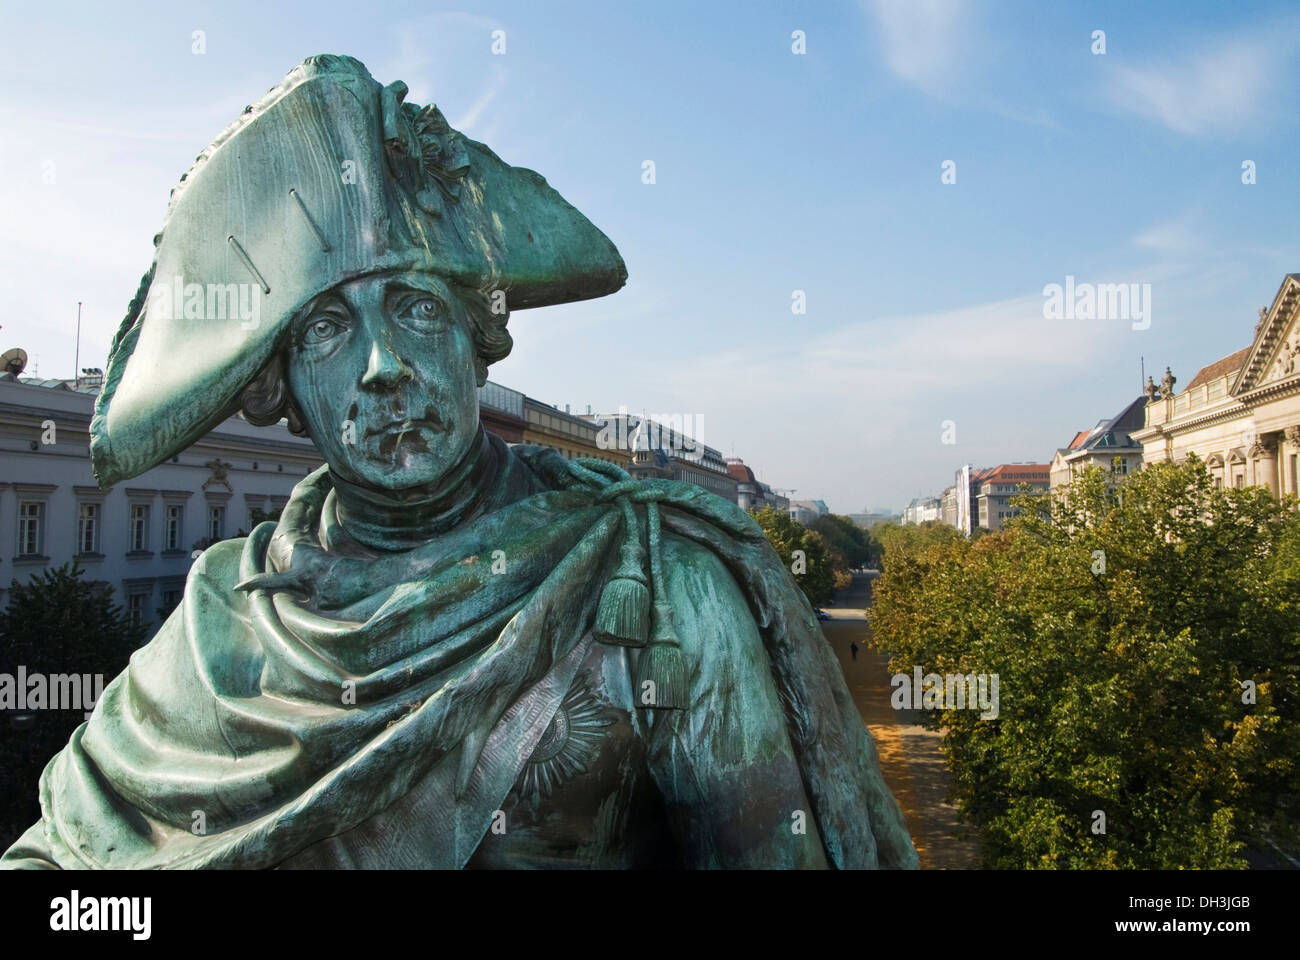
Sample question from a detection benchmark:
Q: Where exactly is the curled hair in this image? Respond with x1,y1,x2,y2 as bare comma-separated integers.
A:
238,281,512,429
458,284,513,383
240,350,308,435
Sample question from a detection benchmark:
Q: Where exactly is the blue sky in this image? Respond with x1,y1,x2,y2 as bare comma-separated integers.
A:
2,0,1297,513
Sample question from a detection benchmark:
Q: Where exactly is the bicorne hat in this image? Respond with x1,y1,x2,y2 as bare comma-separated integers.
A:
90,54,626,487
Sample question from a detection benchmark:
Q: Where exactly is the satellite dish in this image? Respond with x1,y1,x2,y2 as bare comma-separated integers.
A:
1,348,27,376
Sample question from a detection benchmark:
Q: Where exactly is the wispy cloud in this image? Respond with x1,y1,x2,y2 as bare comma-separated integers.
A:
861,0,1061,131
451,64,507,135
645,288,1140,509
1133,209,1206,253
1104,28,1300,137
863,0,976,98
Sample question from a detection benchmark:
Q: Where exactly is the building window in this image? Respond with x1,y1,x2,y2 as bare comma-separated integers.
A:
161,589,182,617
17,501,43,556
127,593,146,627
77,502,100,554
1235,474,1245,489
208,505,225,541
130,504,150,551
166,505,183,550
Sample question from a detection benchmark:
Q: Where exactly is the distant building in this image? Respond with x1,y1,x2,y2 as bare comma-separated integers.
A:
724,458,787,513
758,483,790,515
1049,397,1147,492
940,485,958,528
522,397,626,466
847,511,896,529
1134,274,1300,496
586,412,738,503
789,499,828,525
478,380,528,443
902,496,941,525
975,464,1050,531
0,373,320,635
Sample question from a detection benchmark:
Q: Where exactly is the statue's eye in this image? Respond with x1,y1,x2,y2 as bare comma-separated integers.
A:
303,316,343,343
397,295,444,328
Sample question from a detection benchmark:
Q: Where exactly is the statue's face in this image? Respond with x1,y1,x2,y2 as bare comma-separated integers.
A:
285,272,480,491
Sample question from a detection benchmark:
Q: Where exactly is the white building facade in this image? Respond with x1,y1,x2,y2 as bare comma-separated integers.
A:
0,375,321,634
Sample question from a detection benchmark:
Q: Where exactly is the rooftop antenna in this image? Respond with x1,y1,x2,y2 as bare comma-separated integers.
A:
74,301,82,390
1140,355,1145,392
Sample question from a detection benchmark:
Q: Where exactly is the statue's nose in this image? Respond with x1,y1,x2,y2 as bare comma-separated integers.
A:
361,337,414,389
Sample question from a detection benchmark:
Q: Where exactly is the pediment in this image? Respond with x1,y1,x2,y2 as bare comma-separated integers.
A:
1234,274,1300,394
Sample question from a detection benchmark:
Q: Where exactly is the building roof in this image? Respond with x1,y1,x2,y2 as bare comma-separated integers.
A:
1070,396,1147,453
725,460,758,484
982,463,1050,483
1066,430,1090,450
1184,346,1251,392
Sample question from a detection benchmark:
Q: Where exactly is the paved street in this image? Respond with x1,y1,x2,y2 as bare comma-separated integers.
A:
819,572,981,869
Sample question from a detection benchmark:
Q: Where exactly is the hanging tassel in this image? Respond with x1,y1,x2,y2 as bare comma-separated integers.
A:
593,497,650,647
635,501,690,710
636,601,689,710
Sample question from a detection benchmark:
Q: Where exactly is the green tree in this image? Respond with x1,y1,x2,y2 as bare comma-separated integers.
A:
873,520,960,571
869,459,1300,869
812,514,872,569
752,506,836,605
0,562,147,850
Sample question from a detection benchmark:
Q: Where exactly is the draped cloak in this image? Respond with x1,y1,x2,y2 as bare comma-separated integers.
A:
1,439,918,869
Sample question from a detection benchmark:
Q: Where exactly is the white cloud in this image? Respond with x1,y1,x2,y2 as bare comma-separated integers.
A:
1105,30,1298,136
863,0,977,98
1133,209,1205,253
451,65,507,135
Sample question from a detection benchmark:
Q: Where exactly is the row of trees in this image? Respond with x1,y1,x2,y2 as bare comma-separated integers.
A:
752,507,882,605
868,458,1300,868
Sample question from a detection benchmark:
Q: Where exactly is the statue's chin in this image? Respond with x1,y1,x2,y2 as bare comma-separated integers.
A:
343,453,454,491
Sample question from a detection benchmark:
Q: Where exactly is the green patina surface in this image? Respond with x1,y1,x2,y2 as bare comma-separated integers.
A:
1,54,917,870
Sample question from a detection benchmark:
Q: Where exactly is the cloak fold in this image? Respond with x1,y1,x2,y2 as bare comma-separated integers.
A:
2,443,917,870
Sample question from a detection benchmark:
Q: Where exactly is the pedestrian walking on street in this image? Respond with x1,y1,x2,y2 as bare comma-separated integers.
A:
850,642,859,661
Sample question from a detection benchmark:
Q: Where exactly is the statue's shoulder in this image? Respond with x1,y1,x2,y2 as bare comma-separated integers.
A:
188,531,258,588
657,531,764,667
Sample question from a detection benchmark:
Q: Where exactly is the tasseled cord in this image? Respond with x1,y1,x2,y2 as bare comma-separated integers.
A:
592,496,651,647
635,501,689,710
584,464,689,711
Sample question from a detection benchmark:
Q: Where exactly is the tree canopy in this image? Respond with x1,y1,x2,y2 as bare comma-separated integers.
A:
868,459,1300,868
0,562,146,850
751,506,838,604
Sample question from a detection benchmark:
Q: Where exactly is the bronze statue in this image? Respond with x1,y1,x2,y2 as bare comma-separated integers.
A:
2,56,917,869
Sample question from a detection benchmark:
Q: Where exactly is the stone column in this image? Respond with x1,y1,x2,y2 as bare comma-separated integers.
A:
1249,434,1279,496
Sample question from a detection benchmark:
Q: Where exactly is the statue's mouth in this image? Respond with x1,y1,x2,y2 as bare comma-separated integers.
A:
365,405,446,440
361,404,448,459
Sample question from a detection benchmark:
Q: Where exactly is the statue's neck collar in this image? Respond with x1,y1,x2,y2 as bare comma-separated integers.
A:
327,427,500,551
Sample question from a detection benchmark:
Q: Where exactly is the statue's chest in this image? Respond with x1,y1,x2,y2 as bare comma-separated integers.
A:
464,641,674,868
